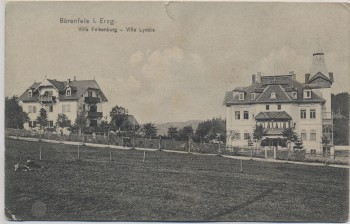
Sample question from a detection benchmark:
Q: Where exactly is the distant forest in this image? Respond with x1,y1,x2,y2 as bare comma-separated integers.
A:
332,92,349,145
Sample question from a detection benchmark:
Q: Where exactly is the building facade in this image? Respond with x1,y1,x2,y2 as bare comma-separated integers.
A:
18,77,108,131
224,51,334,153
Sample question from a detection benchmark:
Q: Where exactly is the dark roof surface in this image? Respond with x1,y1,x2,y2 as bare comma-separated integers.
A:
307,72,333,84
18,79,108,102
224,75,325,105
255,111,292,120
255,85,291,102
127,115,139,126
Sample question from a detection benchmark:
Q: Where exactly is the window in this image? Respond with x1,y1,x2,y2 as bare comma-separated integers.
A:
66,87,71,96
310,109,316,119
303,90,311,98
244,132,250,140
238,93,244,100
266,105,270,110
88,90,93,97
251,93,256,100
28,106,37,113
62,105,71,113
29,121,33,128
234,132,240,140
277,104,281,110
292,92,297,99
301,130,307,141
45,105,53,112
49,120,54,127
300,109,306,119
270,91,276,99
243,111,249,120
310,130,316,141
310,149,316,155
235,111,240,120
44,91,53,96
33,121,37,127
28,90,33,97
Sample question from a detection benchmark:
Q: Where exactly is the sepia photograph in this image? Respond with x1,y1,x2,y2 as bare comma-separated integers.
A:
4,1,350,222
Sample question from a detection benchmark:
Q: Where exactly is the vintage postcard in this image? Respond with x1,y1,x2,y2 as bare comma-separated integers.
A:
4,1,350,222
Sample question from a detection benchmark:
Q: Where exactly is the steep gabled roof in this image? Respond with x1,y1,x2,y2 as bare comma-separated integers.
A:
255,85,291,102
18,79,108,102
255,111,292,120
307,72,333,84
127,115,139,126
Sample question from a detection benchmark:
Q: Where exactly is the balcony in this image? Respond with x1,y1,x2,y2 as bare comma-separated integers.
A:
322,112,333,125
322,112,332,119
88,111,103,117
85,97,101,104
38,95,56,103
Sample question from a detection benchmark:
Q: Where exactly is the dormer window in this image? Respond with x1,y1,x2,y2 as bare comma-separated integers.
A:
303,90,311,99
28,90,33,97
292,92,297,99
238,92,244,100
251,93,256,100
66,87,71,96
270,91,277,99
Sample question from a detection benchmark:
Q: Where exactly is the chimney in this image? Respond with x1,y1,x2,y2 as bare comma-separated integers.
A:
74,76,76,81
289,71,296,80
305,73,310,83
252,74,256,84
256,72,262,83
329,72,334,83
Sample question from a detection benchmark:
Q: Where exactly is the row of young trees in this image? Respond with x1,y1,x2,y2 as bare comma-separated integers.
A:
166,118,226,142
5,96,159,137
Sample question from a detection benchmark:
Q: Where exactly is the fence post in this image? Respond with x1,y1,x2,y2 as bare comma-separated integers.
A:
109,151,112,161
265,147,267,159
273,146,277,159
240,159,243,173
39,144,42,160
142,151,146,164
78,144,80,159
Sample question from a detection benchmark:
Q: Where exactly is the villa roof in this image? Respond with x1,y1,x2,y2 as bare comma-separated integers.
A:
18,78,108,102
224,74,325,105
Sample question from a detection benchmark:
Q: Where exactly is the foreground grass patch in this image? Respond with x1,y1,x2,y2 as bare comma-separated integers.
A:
5,138,349,221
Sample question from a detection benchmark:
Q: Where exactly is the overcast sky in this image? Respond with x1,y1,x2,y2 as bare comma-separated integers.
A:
5,2,350,124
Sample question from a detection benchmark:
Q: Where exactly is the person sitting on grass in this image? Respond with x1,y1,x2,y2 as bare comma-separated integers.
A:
26,157,42,168
14,163,31,172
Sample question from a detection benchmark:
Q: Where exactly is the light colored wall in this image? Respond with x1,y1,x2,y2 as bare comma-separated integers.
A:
295,103,323,151
59,101,79,122
19,85,106,130
226,102,324,152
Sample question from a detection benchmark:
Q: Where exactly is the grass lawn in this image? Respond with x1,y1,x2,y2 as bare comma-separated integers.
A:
5,138,349,221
